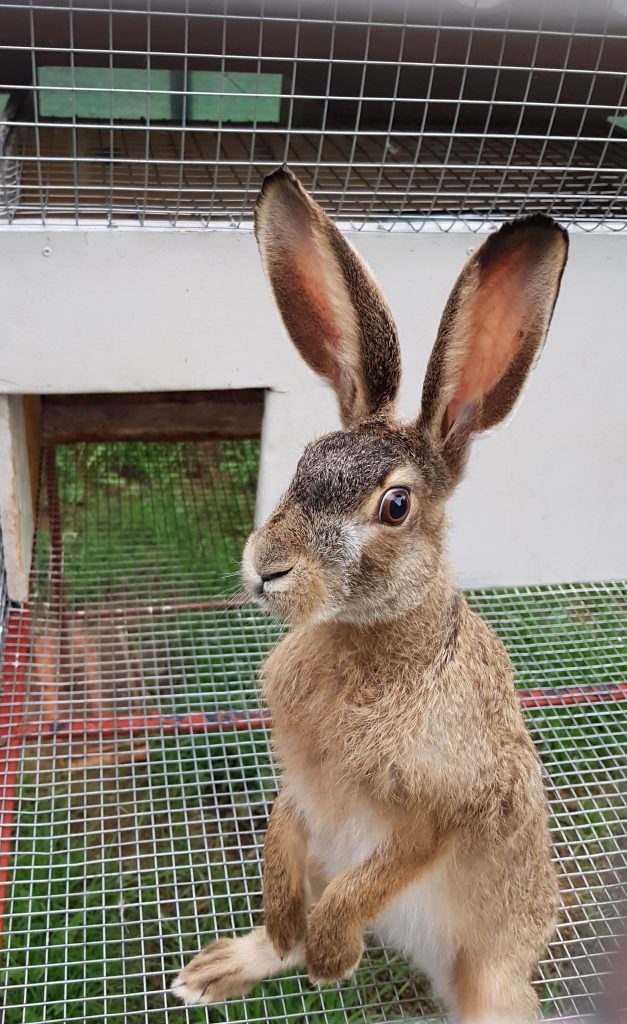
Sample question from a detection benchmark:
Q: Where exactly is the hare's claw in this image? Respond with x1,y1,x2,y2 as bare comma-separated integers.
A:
171,937,251,1005
305,906,364,985
171,927,305,1005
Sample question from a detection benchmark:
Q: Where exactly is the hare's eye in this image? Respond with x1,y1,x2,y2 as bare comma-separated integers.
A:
378,488,410,526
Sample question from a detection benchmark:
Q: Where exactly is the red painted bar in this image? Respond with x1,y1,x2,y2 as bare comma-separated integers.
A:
0,610,31,946
0,680,625,745
519,680,627,709
0,707,272,742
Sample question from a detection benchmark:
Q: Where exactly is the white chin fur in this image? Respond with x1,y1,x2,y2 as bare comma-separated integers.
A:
240,538,261,600
262,577,289,595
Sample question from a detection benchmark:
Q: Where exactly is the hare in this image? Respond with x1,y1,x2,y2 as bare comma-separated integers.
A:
172,167,568,1022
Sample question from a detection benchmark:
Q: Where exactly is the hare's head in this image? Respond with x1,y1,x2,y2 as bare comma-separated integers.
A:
242,168,568,626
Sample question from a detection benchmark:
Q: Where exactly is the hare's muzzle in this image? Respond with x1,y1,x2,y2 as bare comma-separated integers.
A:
248,565,295,600
241,533,294,599
260,567,294,589
241,527,329,625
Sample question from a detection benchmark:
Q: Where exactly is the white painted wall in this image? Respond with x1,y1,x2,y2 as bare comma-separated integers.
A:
0,227,624,589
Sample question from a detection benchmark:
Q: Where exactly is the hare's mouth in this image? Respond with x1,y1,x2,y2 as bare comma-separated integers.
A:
245,561,328,625
256,568,296,608
241,535,330,624
241,561,297,607
248,565,294,602
259,566,294,592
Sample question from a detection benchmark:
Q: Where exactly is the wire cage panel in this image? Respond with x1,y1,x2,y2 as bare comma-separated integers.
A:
0,441,625,1022
1,0,626,229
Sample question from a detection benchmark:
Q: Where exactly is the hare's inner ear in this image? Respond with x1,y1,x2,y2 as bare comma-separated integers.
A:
418,214,568,480
255,167,401,428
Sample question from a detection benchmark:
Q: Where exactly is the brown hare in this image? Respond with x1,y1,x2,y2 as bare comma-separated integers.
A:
172,167,568,1022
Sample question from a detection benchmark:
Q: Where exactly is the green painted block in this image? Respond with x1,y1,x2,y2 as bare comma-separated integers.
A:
608,115,627,133
37,67,175,121
187,72,282,123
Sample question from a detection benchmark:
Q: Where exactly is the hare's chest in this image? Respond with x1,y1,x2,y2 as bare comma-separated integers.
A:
280,760,457,981
262,632,440,799
270,703,386,878
283,756,387,874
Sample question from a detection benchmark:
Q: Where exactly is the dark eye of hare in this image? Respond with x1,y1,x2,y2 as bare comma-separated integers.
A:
378,488,410,526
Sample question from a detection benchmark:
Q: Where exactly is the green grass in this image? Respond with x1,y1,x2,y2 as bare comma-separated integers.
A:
35,441,260,604
3,733,428,1023
466,582,627,690
2,736,254,1021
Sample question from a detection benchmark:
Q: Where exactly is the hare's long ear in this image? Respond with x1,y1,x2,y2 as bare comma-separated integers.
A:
255,167,401,428
418,214,568,484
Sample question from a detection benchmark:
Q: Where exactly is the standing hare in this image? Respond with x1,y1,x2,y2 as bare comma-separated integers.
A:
173,167,568,1022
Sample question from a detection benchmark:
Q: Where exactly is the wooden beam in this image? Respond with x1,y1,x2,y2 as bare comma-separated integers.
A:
21,396,42,503
41,390,264,444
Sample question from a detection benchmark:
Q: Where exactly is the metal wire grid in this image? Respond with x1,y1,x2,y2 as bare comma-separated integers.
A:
0,441,625,1023
1,1,627,230
0,100,22,219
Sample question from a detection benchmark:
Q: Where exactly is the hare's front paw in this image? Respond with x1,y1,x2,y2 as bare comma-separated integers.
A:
265,898,306,959
171,937,254,1005
264,884,307,958
305,905,364,984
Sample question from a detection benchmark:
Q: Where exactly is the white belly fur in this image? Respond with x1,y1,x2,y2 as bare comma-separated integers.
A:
284,776,458,998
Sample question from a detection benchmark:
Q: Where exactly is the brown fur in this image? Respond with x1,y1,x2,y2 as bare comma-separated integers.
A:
305,823,445,982
452,948,540,1023
263,792,308,957
173,170,568,1021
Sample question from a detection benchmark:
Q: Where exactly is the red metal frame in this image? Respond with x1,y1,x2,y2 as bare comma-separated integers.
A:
519,680,627,709
0,609,31,946
0,705,272,742
0,677,625,746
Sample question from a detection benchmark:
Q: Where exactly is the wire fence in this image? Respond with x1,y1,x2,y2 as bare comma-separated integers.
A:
1,0,626,229
0,441,625,1022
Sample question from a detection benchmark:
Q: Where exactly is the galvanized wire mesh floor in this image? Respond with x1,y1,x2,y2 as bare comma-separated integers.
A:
11,126,627,228
0,441,625,1023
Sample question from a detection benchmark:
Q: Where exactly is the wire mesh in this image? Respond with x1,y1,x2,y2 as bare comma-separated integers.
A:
1,0,626,230
0,94,22,220
0,440,625,1023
